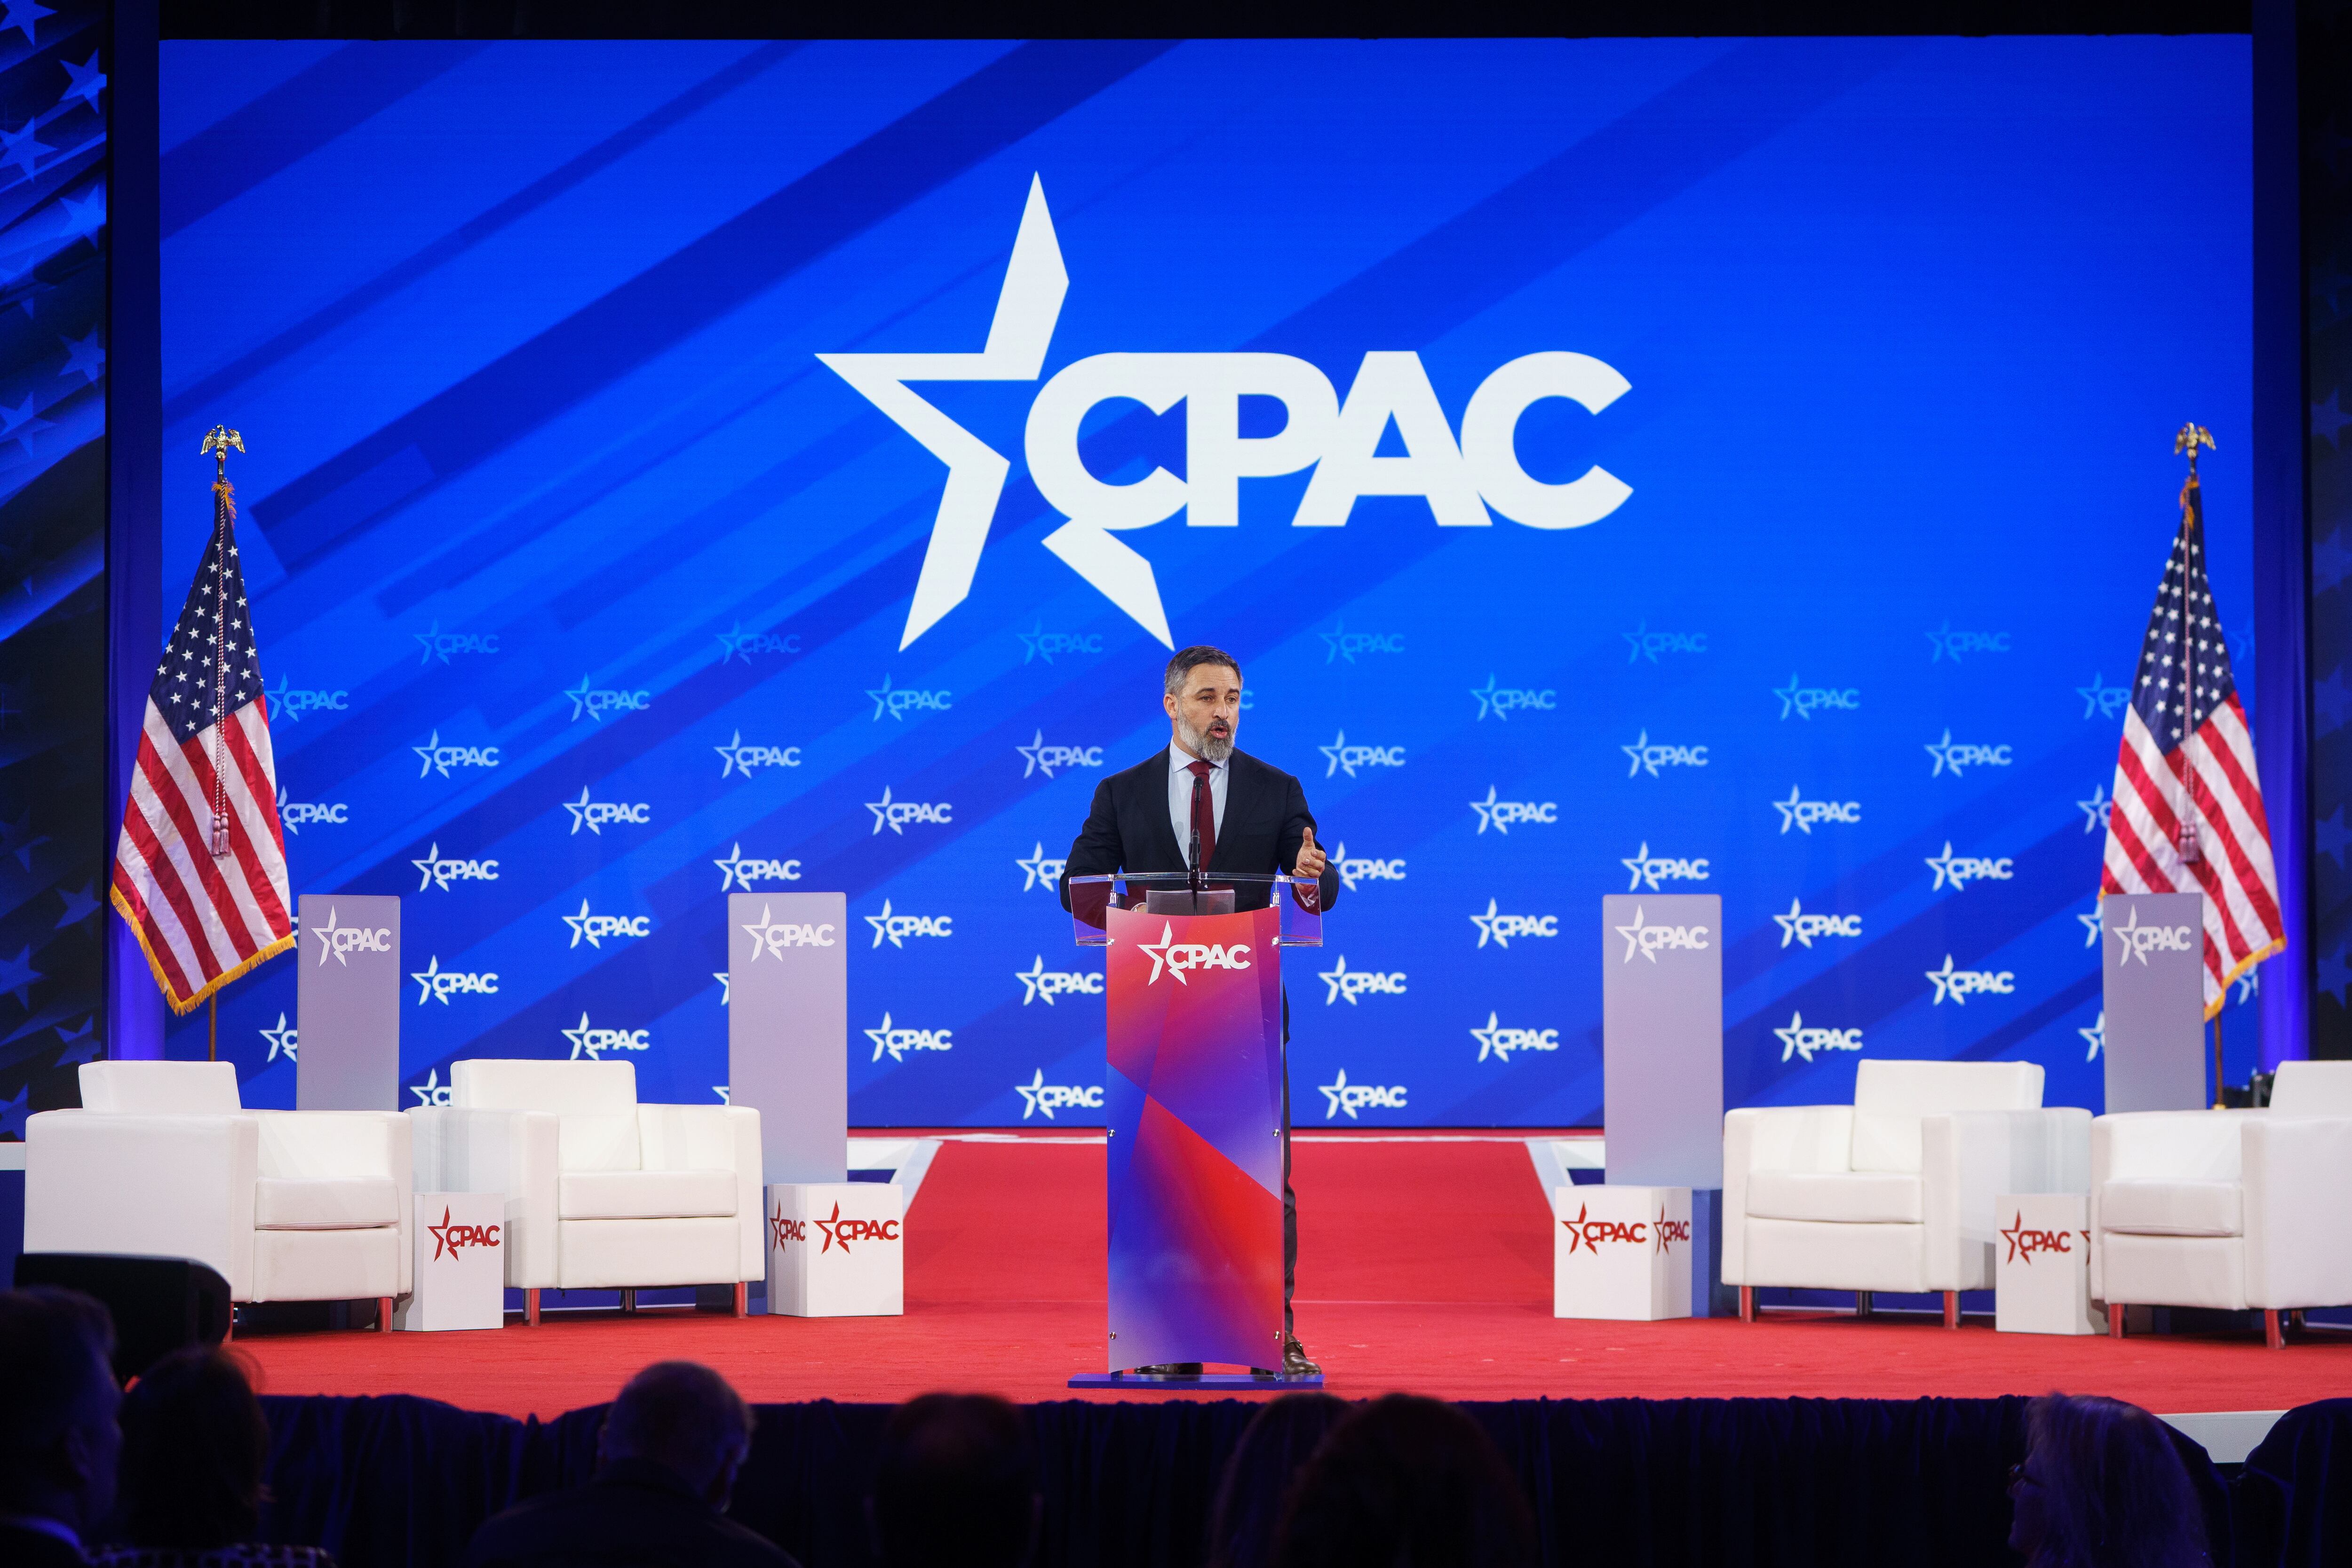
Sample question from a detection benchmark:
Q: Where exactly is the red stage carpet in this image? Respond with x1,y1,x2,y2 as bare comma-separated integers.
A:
235,1135,2352,1419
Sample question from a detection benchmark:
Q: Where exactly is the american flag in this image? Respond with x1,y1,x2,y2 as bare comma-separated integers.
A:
109,493,294,1012
2099,446,2284,1016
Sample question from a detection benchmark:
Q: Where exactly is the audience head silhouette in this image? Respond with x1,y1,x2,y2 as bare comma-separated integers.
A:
0,1286,121,1552
2008,1392,2209,1568
871,1393,1039,1568
1272,1393,1534,1568
115,1345,273,1550
1206,1392,1347,1568
599,1360,757,1509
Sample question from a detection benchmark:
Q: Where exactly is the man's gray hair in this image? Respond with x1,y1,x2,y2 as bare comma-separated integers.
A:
1165,645,1242,697
600,1360,754,1493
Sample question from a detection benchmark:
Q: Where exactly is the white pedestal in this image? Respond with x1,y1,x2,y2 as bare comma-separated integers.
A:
765,1182,904,1318
1555,1185,1692,1321
393,1191,505,1331
1994,1192,2103,1336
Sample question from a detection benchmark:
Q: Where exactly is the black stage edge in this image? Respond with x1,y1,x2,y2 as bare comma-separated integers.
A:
236,1391,2352,1568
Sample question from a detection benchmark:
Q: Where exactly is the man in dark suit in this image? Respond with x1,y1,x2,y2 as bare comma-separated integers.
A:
1059,644,1340,1379
0,1287,122,1567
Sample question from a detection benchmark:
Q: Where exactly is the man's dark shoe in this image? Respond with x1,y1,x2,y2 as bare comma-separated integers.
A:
1282,1335,1320,1378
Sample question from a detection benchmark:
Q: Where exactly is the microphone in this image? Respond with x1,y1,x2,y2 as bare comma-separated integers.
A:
1189,825,1203,898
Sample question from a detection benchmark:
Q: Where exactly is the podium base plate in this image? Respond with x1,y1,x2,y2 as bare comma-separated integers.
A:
1069,1371,1326,1390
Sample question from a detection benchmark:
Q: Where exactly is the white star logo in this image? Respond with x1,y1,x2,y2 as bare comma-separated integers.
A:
562,788,598,835
1136,921,1182,985
1925,955,1967,1004
2077,784,2112,834
714,844,754,891
561,677,597,721
1320,1067,1353,1118
563,899,601,949
412,955,447,1005
1772,898,1810,949
1773,1011,1810,1063
740,903,784,962
867,900,902,948
413,729,447,778
1470,1012,1510,1062
408,1067,450,1106
1772,674,1806,720
866,1012,906,1063
1017,729,1056,778
260,1012,297,1062
714,972,731,1005
1015,1068,1051,1118
1614,905,1653,963
1924,841,1964,891
2079,906,2103,948
1924,729,1965,777
1016,842,1064,891
1014,956,1057,1005
2080,1011,2105,1062
561,1013,600,1059
1469,786,1507,835
2107,905,2149,967
310,905,347,965
1469,676,1508,720
1470,898,1508,949
1771,786,1807,834
1319,730,1354,777
1319,955,1356,1004
866,786,901,835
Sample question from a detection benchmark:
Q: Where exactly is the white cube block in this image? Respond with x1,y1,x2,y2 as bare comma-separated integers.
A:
765,1182,904,1318
393,1192,506,1331
1555,1185,1691,1321
1994,1192,2103,1336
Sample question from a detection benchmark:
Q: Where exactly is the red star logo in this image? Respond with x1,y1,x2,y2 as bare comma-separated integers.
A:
1655,1205,1674,1255
816,1200,847,1254
428,1204,458,1263
768,1200,790,1253
1561,1202,1590,1254
1999,1210,2030,1265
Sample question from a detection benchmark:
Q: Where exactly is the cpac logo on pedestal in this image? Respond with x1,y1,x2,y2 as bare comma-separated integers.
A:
1318,955,1407,1004
563,1013,650,1059
1015,957,1101,1005
1772,787,1860,835
1773,675,1860,720
1469,788,1557,835
411,956,497,1005
1614,905,1710,963
563,788,651,836
264,675,348,722
866,1012,953,1062
2107,906,2197,967
742,905,837,958
1470,899,1557,949
715,624,800,663
1925,955,2016,1005
413,730,501,779
1623,731,1707,778
769,1207,806,1249
1018,624,1102,664
1775,1011,1864,1063
1621,843,1708,892
564,901,650,950
1927,623,2011,663
1016,1069,1104,1119
1999,1211,2085,1265
1017,731,1104,779
563,677,651,722
820,176,1632,651
427,1206,501,1262
276,788,347,834
1470,676,1556,721
1323,621,1404,664
412,843,498,891
1472,1012,1559,1062
1331,843,1405,891
714,844,803,891
867,900,951,948
1017,844,1067,891
310,907,392,966
414,622,499,665
1623,623,1705,663
1924,729,2013,777
1319,1068,1407,1119
1134,922,1253,985
1558,1203,1687,1255
1772,899,1861,950
715,732,802,779
866,787,953,835
1925,842,2015,891
815,1201,899,1254
1320,730,1406,779
867,674,952,721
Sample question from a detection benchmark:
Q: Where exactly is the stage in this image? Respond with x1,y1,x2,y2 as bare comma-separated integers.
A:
233,1133,2349,1425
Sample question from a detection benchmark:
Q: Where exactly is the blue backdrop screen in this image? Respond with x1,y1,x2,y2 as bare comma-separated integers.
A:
157,36,2254,1126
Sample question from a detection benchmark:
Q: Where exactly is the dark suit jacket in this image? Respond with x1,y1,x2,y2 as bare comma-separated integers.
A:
461,1458,800,1568
1058,747,1341,914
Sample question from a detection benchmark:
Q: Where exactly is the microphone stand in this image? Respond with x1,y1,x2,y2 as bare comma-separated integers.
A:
1189,825,1204,907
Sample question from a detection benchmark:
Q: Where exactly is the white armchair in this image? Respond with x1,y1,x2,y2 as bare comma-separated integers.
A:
1723,1059,2088,1327
2091,1059,2352,1349
24,1061,413,1325
407,1059,763,1324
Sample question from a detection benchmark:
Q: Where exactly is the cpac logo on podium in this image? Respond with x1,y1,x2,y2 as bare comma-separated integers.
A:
1015,957,1101,1005
565,901,650,950
866,1013,953,1062
563,788,651,836
276,788,347,834
412,843,498,891
1016,1069,1104,1119
1318,955,1407,1004
1470,899,1557,949
427,1206,501,1262
1925,842,2014,891
309,907,392,967
1469,788,1557,835
1615,905,1710,964
1773,788,1861,835
1319,1068,1407,1119
821,176,1632,650
714,844,803,891
411,956,498,1005
1925,955,2016,1005
1331,843,1405,891
1472,1012,1559,1062
1320,731,1406,779
563,1013,650,1059
742,905,837,958
1621,843,1708,892
1133,922,1253,985
2107,906,2197,967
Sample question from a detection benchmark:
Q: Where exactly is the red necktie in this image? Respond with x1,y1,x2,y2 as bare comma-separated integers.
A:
1186,759,1216,870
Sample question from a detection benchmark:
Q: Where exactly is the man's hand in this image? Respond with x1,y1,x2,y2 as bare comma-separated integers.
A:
1293,825,1327,883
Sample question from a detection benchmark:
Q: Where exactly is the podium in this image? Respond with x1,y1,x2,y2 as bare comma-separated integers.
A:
1064,872,1323,1388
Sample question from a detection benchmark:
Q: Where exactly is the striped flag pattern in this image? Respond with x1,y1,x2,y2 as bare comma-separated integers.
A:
110,502,294,1012
2099,463,2284,1015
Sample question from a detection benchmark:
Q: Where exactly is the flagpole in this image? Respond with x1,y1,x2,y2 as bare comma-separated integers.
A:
209,994,217,1062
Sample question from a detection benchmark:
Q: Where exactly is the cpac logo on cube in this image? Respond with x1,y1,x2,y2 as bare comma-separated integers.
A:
1320,731,1405,779
1471,1012,1558,1062
866,787,953,835
563,677,651,723
411,956,497,1005
866,1013,953,1063
821,176,1632,652
1773,788,1860,836
867,900,951,948
1322,621,1403,665
564,1013,650,1059
1623,623,1705,663
1924,730,2013,778
715,623,799,663
1926,623,2011,663
1772,899,1860,950
426,1205,500,1262
563,788,651,836
1017,731,1104,779
1774,1011,1863,1064
768,1208,806,1248
412,843,498,891
1925,842,2014,891
1925,955,2016,1005
2106,906,2197,968
1469,675,1555,721
1016,1069,1103,1119
1319,1068,1407,1120
414,622,500,665
1614,905,1710,963
714,844,802,891
1331,843,1405,891
1469,788,1557,835
1134,923,1252,985
413,730,501,779
1623,731,1707,778
564,901,649,950
813,1202,899,1254
1773,674,1859,721
1559,1204,1689,1255
1018,623,1102,664
867,674,952,721
742,905,838,958
1621,843,1707,893
1318,955,1406,1004
275,787,347,834
264,675,347,722
1470,899,1556,949
1999,1212,2086,1265
1015,957,1101,1005
715,731,802,779
1017,844,1067,891
309,907,392,967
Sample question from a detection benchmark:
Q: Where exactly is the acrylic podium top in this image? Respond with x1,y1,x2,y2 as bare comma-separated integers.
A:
1067,873,1324,947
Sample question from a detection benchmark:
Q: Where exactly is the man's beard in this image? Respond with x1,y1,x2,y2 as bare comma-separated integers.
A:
1178,713,1235,764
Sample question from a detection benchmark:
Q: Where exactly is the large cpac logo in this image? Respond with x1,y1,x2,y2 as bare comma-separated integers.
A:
822,176,1633,649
